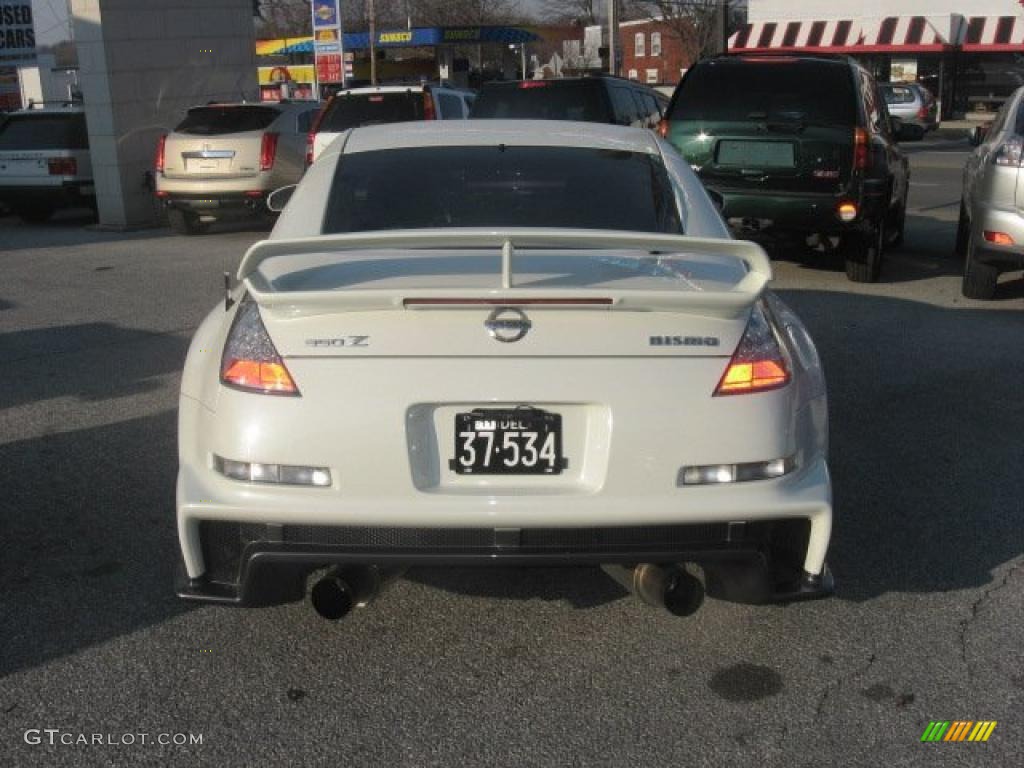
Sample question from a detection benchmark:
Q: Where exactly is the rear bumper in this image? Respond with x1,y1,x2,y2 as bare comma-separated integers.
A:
972,204,1024,267
709,185,884,236
158,191,267,213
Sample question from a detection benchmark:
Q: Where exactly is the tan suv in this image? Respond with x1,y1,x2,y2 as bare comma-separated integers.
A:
156,101,319,234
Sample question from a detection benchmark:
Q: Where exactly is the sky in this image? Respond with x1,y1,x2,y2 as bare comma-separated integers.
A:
31,0,71,47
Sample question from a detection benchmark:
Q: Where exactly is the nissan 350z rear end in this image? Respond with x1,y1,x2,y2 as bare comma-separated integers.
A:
175,121,833,620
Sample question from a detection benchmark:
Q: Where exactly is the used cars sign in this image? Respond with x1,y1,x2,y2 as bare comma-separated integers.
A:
0,0,35,65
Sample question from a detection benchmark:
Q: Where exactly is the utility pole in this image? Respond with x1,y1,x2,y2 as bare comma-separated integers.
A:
607,0,618,75
368,0,378,85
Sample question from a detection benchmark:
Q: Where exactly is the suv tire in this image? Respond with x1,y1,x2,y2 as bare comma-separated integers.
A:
168,209,209,235
962,233,999,299
954,201,970,257
843,222,884,283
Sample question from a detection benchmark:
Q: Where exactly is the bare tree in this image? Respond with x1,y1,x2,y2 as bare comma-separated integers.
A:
628,0,721,61
535,0,599,25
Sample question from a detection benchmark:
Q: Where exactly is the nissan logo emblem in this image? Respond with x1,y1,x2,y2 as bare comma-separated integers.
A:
485,307,531,343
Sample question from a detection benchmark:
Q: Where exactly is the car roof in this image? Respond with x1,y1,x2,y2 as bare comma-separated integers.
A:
340,120,663,156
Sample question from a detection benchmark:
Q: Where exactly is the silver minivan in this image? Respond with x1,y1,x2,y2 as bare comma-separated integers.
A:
957,86,1024,299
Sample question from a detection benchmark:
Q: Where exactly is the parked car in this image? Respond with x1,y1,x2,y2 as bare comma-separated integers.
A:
661,55,910,282
879,82,938,139
307,83,474,165
0,103,94,223
155,101,319,234
175,120,833,619
957,86,1024,299
469,75,667,129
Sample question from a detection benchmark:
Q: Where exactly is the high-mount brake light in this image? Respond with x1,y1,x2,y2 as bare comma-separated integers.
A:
518,80,549,88
260,132,279,171
714,302,790,396
155,134,167,173
220,299,299,395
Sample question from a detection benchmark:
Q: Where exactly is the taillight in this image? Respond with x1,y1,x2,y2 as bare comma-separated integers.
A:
306,103,328,166
714,302,790,396
916,105,928,120
155,133,166,173
423,91,436,120
47,157,77,175
853,127,869,171
220,299,299,396
260,132,279,171
657,118,669,138
993,136,1023,167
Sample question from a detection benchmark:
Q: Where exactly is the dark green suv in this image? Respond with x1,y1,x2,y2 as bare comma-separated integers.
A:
661,55,909,282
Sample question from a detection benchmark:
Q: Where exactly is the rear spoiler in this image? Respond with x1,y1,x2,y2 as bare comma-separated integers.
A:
237,228,772,317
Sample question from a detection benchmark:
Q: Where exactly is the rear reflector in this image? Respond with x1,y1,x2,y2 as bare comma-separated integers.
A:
47,157,77,176
714,302,790,396
214,455,331,487
260,132,279,171
983,230,1015,246
245,190,264,198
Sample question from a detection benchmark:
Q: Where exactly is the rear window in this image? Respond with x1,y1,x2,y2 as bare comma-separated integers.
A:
174,106,280,135
669,61,857,126
470,81,612,122
323,146,681,234
319,91,425,132
881,85,915,105
0,113,89,150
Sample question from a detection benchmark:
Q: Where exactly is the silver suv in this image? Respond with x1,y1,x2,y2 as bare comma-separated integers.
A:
156,101,319,234
879,82,937,140
957,86,1024,299
0,104,94,223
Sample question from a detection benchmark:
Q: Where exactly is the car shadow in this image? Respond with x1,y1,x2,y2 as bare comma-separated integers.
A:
0,323,190,411
0,410,191,678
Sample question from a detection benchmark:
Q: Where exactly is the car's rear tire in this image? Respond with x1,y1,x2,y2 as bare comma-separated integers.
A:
954,201,970,257
962,233,999,300
167,208,209,235
888,200,906,249
16,204,55,224
843,222,884,283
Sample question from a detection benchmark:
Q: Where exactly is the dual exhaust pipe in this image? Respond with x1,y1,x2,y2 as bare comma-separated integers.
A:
309,563,704,620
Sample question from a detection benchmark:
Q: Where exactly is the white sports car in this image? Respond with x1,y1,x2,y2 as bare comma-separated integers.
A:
177,120,832,619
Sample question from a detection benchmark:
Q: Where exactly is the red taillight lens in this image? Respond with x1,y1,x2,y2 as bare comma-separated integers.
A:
47,157,77,175
916,105,928,120
260,132,279,171
306,102,328,166
220,300,299,395
714,303,790,396
853,127,869,171
657,118,669,138
983,230,1015,246
155,134,166,173
423,91,436,120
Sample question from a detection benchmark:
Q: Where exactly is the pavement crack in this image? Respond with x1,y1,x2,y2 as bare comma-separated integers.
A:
813,652,877,725
959,557,1024,677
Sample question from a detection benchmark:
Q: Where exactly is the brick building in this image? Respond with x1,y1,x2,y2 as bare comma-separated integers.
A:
618,18,693,86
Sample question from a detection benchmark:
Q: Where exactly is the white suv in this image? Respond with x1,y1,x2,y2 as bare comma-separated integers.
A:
0,104,94,223
307,83,474,164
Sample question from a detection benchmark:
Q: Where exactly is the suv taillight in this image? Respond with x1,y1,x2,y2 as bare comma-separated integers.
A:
714,302,790,396
657,118,669,138
916,105,928,120
260,132,279,171
423,91,436,120
993,136,1024,167
47,157,77,176
853,127,869,171
305,102,328,166
155,134,166,173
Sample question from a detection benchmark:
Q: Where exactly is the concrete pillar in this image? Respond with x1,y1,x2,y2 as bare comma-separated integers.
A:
71,0,257,229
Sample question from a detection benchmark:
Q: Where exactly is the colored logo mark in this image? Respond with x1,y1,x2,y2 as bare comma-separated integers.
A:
920,721,997,742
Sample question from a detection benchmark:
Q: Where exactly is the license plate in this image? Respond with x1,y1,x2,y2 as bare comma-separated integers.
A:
451,408,565,475
716,140,795,168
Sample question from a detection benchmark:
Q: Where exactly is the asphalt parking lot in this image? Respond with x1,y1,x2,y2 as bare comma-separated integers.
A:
0,137,1021,767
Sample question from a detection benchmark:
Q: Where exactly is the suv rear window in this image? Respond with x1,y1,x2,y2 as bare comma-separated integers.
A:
174,106,280,135
319,91,425,132
670,60,857,126
323,146,681,234
470,81,612,122
0,113,89,150
881,85,915,105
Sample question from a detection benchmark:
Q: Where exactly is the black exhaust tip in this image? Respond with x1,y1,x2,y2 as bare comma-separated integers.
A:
310,573,355,621
662,567,705,617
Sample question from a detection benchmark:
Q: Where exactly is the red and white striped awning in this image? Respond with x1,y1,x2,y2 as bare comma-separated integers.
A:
730,16,954,54
961,16,1024,52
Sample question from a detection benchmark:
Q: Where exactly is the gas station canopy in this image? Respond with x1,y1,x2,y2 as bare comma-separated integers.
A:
262,25,540,55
